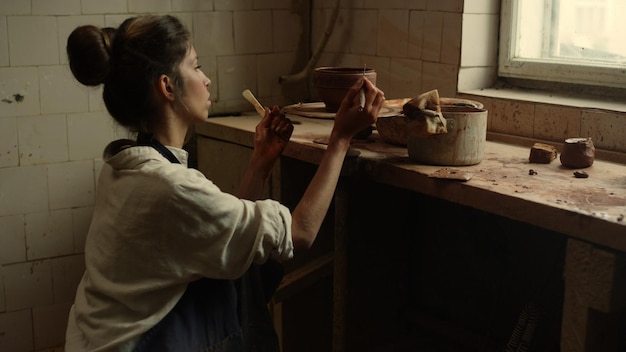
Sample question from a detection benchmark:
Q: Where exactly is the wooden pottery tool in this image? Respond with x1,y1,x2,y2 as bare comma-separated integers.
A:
242,89,266,117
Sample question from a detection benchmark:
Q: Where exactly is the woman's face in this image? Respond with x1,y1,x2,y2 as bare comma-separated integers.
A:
178,45,211,122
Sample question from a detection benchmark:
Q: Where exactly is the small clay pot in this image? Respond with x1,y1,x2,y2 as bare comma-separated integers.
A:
311,67,376,112
560,137,595,168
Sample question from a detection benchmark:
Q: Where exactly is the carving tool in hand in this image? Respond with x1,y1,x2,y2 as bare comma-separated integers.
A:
242,89,266,117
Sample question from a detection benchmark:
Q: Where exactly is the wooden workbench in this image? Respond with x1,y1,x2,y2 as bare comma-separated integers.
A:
195,112,626,352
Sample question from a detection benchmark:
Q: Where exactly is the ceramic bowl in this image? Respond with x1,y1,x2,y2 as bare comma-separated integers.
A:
311,67,377,112
376,98,484,147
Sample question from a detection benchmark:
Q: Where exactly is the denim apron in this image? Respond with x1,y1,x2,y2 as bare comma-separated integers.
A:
133,137,283,352
133,262,283,352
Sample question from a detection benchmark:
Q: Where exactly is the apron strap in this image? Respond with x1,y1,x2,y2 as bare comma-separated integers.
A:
138,134,181,164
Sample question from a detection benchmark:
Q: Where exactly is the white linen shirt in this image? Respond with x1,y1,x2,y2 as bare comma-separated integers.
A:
65,142,293,352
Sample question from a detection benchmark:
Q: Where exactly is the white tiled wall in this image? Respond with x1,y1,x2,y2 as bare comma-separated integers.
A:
313,0,465,100
1,0,625,351
9,16,60,66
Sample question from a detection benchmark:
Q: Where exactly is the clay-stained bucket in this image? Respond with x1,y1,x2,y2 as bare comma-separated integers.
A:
407,106,488,166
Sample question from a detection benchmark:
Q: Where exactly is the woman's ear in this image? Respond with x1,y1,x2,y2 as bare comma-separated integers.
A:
157,74,176,101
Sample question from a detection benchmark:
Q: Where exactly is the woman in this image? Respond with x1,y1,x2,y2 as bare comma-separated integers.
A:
65,14,384,351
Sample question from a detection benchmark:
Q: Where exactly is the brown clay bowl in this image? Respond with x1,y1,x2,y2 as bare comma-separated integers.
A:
311,67,377,112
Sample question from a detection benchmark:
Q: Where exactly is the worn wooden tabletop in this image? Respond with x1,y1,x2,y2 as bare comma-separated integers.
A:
196,112,626,252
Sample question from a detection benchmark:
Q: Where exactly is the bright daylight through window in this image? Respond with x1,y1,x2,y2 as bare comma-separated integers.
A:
499,0,626,89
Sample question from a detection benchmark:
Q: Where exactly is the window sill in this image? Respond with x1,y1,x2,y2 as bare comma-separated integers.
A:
457,84,626,164
460,86,626,114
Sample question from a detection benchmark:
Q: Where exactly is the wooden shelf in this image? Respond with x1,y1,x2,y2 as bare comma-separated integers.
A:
273,252,334,303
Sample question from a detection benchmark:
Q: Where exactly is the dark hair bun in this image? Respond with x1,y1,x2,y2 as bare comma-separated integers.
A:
67,25,115,86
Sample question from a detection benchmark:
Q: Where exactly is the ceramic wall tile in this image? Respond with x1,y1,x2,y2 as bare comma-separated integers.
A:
533,105,582,142
57,15,105,65
363,0,413,9
72,206,93,253
581,110,626,153
0,267,4,311
81,0,127,14
234,11,273,54
32,0,80,15
47,160,95,210
94,159,104,185
272,10,302,52
348,9,379,55
457,66,497,91
25,209,74,260
8,16,59,66
105,14,134,28
177,12,195,31
407,11,425,59
378,10,409,57
0,214,26,265
489,99,536,137
173,0,214,12
316,52,349,69
316,0,356,9
460,13,498,67
4,260,53,310
18,114,68,166
0,117,18,167
0,17,8,66
388,58,422,99
422,11,443,62
214,0,253,11
257,52,298,101
89,85,106,112
0,309,34,351
40,65,88,115
68,111,126,161
253,0,291,9
33,302,71,350
217,55,257,101
314,8,343,52
0,67,41,118
421,62,458,98
0,1,30,15
463,0,500,14
441,12,462,65
0,165,48,216
128,0,172,13
193,12,235,74
51,255,84,303
427,0,463,13
311,8,346,53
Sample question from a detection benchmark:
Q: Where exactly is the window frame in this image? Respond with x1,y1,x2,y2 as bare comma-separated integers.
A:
498,0,626,90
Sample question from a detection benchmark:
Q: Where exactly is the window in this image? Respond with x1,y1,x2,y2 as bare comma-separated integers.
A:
499,0,626,89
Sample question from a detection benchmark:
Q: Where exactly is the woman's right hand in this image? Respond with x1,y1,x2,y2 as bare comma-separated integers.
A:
290,78,385,250
332,78,385,141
